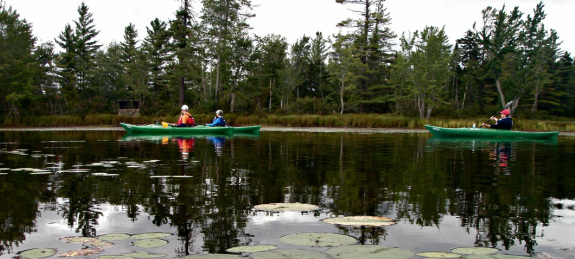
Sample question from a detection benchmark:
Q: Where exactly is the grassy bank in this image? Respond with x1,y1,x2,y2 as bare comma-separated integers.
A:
2,114,574,132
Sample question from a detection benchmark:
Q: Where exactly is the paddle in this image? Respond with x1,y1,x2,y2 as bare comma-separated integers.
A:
480,101,513,128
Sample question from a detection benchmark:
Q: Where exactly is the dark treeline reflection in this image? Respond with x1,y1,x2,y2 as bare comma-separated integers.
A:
0,131,573,256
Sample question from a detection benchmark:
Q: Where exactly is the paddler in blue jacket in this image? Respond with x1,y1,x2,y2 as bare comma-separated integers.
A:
206,110,226,127
482,109,513,130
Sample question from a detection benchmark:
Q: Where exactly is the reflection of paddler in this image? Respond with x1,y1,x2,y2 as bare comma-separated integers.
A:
177,138,195,159
207,136,225,156
489,142,511,167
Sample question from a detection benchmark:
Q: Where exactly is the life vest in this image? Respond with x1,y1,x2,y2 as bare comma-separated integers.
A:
177,111,195,125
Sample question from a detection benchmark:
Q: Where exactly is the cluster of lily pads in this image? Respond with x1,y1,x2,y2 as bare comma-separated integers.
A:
17,203,534,259
0,145,205,178
18,232,172,259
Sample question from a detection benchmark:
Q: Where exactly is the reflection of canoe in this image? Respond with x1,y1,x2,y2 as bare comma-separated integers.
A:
121,132,260,142
425,125,559,140
425,136,556,152
120,123,261,136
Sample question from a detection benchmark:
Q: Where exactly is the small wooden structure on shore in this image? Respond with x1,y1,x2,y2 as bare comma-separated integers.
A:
118,100,140,116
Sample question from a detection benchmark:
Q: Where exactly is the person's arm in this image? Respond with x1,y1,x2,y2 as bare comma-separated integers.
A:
206,117,222,127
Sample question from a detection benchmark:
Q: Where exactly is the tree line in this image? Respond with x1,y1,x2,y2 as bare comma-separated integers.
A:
1,0,574,120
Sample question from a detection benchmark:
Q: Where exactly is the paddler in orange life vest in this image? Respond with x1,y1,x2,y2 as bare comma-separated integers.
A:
172,105,195,127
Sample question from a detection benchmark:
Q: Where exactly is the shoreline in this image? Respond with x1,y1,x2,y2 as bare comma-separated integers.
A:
0,126,573,136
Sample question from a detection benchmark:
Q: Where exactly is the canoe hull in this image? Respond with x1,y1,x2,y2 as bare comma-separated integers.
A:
121,123,233,135
424,125,559,140
231,125,261,135
120,123,261,136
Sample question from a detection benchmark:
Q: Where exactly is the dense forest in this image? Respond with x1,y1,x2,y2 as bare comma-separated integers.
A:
1,0,574,120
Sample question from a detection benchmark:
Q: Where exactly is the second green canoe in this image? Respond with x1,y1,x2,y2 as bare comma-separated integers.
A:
425,125,559,140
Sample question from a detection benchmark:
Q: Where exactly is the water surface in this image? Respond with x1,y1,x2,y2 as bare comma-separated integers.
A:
0,130,574,258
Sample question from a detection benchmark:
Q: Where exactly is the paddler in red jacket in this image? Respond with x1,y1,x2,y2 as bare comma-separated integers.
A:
173,105,195,127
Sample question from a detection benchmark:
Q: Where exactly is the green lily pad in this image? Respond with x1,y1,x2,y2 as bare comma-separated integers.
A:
181,255,243,259
279,233,357,247
131,232,172,239
122,251,166,258
133,238,168,248
226,245,277,253
322,216,396,227
57,248,104,257
18,248,57,258
251,249,329,259
60,236,113,247
451,247,499,255
326,245,415,259
99,233,131,241
417,252,462,258
253,203,320,212
461,254,532,259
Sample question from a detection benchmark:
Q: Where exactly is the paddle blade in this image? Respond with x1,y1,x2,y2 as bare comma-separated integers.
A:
162,122,168,128
504,101,513,109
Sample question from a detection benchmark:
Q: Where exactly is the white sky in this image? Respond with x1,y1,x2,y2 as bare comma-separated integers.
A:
4,0,574,55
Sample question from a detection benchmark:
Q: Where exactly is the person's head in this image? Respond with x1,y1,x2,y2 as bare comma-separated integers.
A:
500,109,509,117
216,110,223,116
181,105,189,111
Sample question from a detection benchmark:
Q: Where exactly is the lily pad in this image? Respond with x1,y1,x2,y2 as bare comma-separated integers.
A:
253,203,320,212
322,216,396,227
226,245,277,253
461,254,532,259
60,236,113,247
18,248,57,258
251,249,329,259
326,245,415,259
279,233,357,247
122,251,166,258
417,252,462,258
133,239,168,248
57,248,104,257
98,233,131,241
451,247,499,255
181,255,243,259
131,232,172,239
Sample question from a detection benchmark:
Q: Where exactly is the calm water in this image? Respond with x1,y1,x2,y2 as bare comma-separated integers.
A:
0,130,574,258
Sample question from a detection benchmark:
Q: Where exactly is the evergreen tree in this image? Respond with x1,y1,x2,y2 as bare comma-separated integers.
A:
329,33,363,114
33,42,60,115
519,2,560,113
73,2,101,94
475,5,523,114
253,35,287,113
336,0,396,113
309,32,330,99
394,26,452,119
55,2,100,113
201,0,253,109
55,24,78,109
0,1,37,119
168,0,196,107
120,23,148,110
453,30,484,110
142,18,170,112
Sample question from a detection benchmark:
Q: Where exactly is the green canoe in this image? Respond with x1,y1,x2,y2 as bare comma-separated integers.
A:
120,123,260,136
425,125,559,140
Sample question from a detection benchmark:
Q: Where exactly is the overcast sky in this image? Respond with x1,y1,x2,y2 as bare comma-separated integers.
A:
4,0,574,54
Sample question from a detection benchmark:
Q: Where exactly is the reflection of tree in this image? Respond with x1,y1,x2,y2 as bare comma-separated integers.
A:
337,226,387,245
1,131,570,257
58,174,102,236
0,174,51,256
